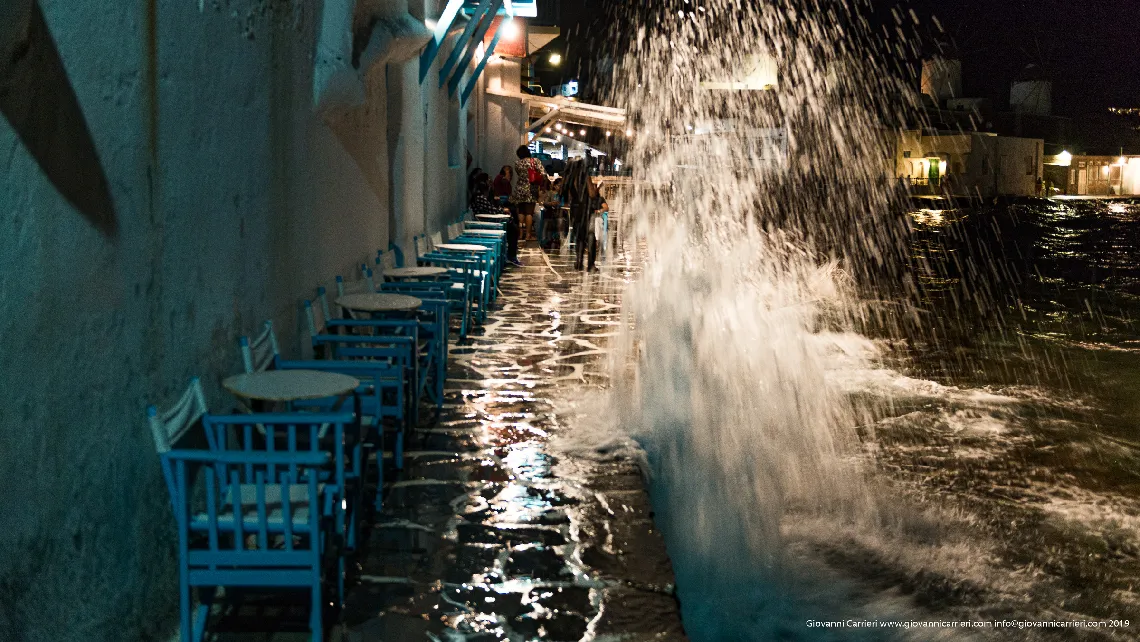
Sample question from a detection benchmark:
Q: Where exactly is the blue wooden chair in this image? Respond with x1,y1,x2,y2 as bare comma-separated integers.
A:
415,235,494,320
365,268,449,414
242,320,406,509
463,220,506,230
149,381,341,642
380,249,475,339
330,276,433,410
200,412,352,612
305,286,423,434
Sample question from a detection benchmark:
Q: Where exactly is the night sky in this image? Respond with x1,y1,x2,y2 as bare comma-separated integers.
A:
546,0,1138,121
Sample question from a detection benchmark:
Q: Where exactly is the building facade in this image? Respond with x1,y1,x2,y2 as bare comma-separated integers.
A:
0,1,538,639
895,131,1044,197
1055,155,1140,196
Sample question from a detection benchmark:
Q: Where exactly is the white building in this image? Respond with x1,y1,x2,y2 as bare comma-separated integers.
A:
895,131,1045,197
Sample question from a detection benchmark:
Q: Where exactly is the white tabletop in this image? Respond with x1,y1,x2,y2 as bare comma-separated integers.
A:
462,229,507,237
223,370,360,402
436,243,491,252
475,213,510,221
383,267,449,280
336,292,422,312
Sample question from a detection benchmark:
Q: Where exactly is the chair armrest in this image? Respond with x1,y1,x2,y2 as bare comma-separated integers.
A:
276,359,401,377
311,334,415,347
163,449,332,466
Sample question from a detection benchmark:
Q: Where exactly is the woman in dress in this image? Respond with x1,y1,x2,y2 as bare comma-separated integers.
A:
510,146,548,243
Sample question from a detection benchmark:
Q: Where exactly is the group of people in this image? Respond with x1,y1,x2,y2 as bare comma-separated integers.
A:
468,145,608,272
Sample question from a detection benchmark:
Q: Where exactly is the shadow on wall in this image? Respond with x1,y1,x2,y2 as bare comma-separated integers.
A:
0,0,117,237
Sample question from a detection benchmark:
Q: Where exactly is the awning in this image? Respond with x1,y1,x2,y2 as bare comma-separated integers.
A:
487,88,626,130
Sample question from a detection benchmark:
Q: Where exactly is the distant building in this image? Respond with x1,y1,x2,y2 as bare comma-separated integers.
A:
894,131,1044,197
1047,154,1140,196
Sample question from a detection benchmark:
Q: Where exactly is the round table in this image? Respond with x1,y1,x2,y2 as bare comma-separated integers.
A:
476,214,510,222
436,243,491,253
223,370,360,403
383,266,449,280
336,292,422,313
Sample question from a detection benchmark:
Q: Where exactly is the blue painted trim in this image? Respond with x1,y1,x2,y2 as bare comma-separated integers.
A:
419,0,465,83
449,0,504,96
439,0,494,88
461,23,505,106
463,0,530,16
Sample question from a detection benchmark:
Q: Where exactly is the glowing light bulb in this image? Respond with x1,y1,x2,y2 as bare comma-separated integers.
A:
501,18,520,39
549,53,562,66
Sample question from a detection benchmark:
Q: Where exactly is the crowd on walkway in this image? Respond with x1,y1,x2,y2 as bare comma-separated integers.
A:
468,145,610,272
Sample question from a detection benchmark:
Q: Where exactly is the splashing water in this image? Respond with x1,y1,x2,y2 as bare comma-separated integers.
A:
599,1,920,636
585,2,1140,640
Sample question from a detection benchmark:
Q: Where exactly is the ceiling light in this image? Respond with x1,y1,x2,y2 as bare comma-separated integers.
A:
501,18,520,39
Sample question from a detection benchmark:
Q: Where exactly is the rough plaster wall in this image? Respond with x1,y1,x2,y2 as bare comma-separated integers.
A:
389,58,426,249
995,137,1043,197
421,39,463,236
0,0,396,639
481,60,526,174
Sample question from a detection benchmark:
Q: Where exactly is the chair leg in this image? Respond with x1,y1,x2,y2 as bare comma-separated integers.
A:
375,435,386,511
310,582,323,642
395,431,405,471
179,574,192,642
191,587,214,642
337,555,346,609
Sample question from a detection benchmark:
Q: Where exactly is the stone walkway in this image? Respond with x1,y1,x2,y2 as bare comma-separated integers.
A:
337,246,686,640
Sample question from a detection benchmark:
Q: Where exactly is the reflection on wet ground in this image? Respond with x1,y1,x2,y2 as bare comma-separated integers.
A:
338,246,684,641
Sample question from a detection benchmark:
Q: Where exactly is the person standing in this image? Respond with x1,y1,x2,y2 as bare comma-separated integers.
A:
511,146,547,244
561,160,605,271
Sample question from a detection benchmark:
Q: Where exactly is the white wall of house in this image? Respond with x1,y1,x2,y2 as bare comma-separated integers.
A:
994,136,1044,197
0,1,518,639
894,131,1043,197
475,57,528,175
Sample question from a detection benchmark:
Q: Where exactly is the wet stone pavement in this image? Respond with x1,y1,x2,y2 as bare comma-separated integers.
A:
337,246,685,641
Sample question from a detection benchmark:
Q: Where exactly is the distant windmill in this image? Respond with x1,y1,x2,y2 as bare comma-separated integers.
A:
1010,35,1057,116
